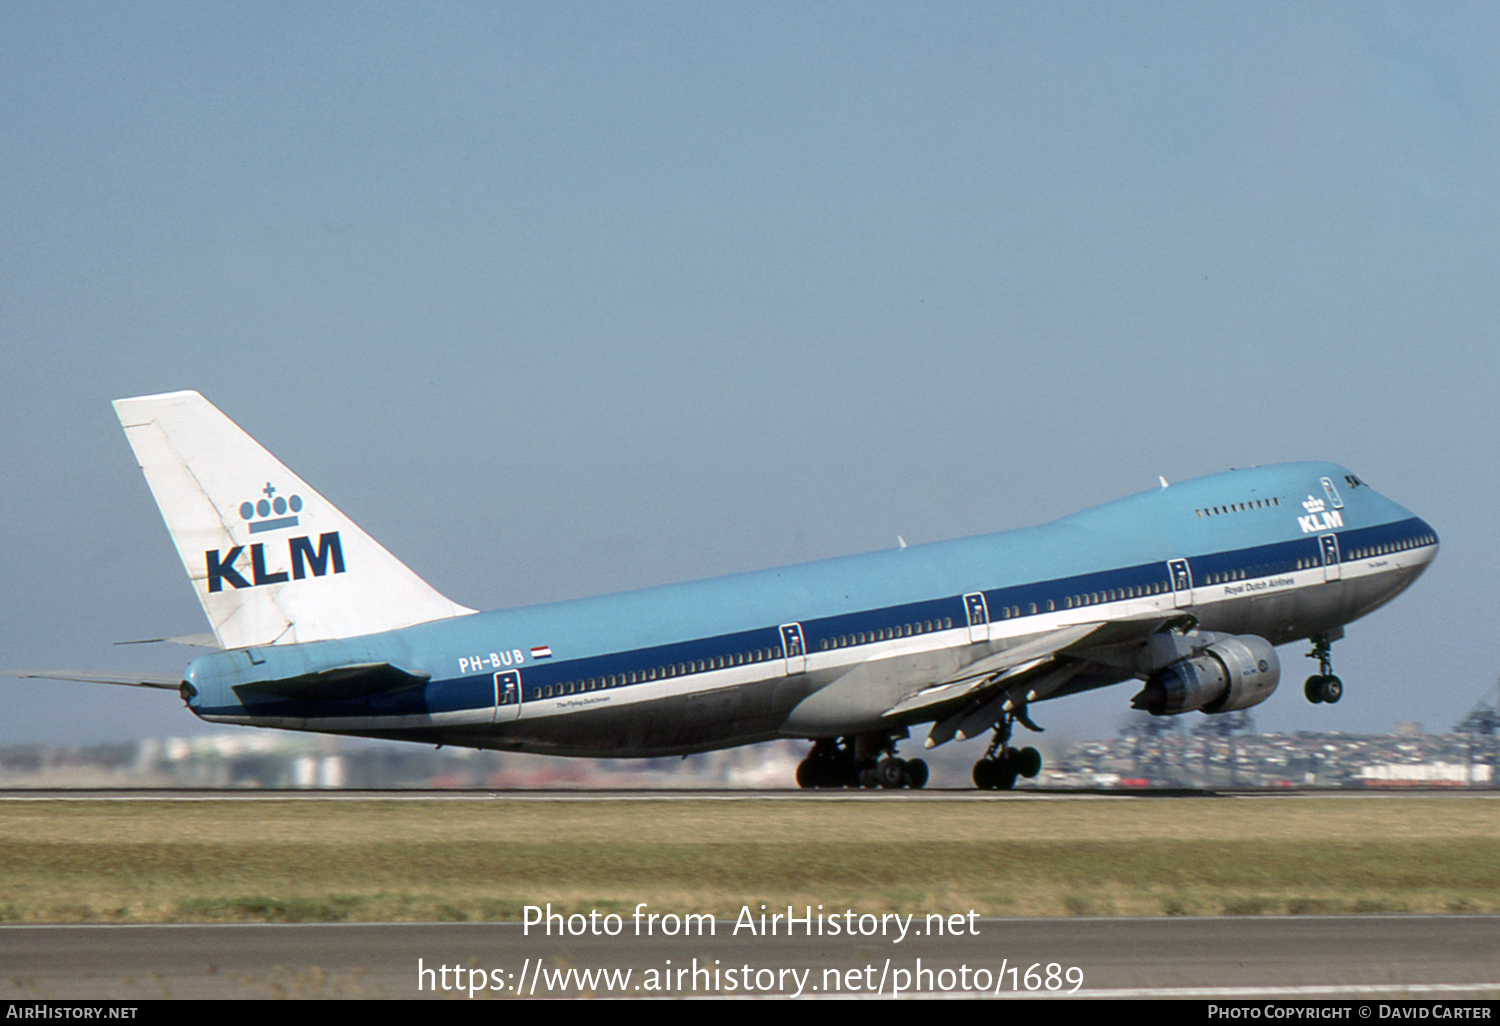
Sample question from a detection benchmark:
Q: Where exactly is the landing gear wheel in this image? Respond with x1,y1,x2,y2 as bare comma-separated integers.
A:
1015,746,1043,779
1304,675,1327,704
796,758,818,788
1304,674,1343,704
878,757,906,789
972,759,993,790
797,739,862,788
972,755,1018,791
991,759,1018,791
904,758,928,789
804,732,925,790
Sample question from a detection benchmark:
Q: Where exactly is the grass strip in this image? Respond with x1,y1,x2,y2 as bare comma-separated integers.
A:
0,796,1493,922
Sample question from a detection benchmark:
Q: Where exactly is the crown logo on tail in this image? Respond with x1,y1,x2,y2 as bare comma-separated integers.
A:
240,482,304,534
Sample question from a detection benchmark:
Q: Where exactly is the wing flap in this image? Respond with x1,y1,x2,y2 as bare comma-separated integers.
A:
881,622,1106,720
883,655,1053,719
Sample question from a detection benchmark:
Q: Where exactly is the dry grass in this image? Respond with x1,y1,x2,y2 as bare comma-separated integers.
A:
0,795,1494,922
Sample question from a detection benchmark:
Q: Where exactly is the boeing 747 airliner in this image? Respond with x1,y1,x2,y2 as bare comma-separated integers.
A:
17,392,1439,789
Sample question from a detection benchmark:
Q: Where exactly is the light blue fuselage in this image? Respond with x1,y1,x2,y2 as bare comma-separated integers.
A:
183,462,1437,756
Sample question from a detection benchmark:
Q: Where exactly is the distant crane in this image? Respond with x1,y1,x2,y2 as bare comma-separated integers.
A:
1192,711,1255,787
1122,713,1185,785
1455,678,1500,789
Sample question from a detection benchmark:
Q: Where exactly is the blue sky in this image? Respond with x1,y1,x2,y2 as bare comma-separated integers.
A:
3,2,1496,752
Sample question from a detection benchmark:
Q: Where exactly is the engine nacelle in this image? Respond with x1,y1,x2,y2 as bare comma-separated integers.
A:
1131,634,1280,716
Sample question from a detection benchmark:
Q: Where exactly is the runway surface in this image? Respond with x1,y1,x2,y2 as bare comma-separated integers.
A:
4,786,1497,801
2,915,1497,999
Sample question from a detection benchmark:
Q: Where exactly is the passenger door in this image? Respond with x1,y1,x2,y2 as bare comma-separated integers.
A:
780,623,806,675
1168,559,1194,608
1320,534,1341,582
494,670,522,722
964,592,990,643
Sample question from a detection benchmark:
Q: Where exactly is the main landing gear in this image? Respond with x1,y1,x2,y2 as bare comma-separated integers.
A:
1304,630,1344,705
972,712,1042,791
796,735,929,789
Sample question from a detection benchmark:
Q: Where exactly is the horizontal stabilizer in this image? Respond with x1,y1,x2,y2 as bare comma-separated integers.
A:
233,662,430,701
8,669,182,690
114,633,220,649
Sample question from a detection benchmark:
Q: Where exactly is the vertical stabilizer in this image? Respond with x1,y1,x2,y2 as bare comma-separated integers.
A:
113,391,475,649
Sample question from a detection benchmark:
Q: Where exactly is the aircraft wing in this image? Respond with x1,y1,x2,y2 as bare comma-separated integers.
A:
881,622,1107,720
883,611,1184,748
8,669,183,690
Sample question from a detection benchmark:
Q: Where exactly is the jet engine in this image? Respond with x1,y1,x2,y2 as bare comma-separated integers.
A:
1130,634,1279,716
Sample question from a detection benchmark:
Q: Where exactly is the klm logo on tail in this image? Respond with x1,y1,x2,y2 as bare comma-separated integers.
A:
208,481,345,591
206,533,346,592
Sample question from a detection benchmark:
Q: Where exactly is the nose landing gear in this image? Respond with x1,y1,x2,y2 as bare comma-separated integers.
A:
1304,630,1344,704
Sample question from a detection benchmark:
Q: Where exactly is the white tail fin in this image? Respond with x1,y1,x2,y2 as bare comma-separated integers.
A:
114,391,475,649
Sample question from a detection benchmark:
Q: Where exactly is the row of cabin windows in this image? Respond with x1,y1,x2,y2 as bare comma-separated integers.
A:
1062,580,1170,610
540,645,785,699
819,618,954,651
1241,532,1435,576
1196,497,1281,517
1283,532,1437,572
1351,533,1436,560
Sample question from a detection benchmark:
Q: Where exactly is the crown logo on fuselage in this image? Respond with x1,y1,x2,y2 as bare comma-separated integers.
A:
240,482,303,534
